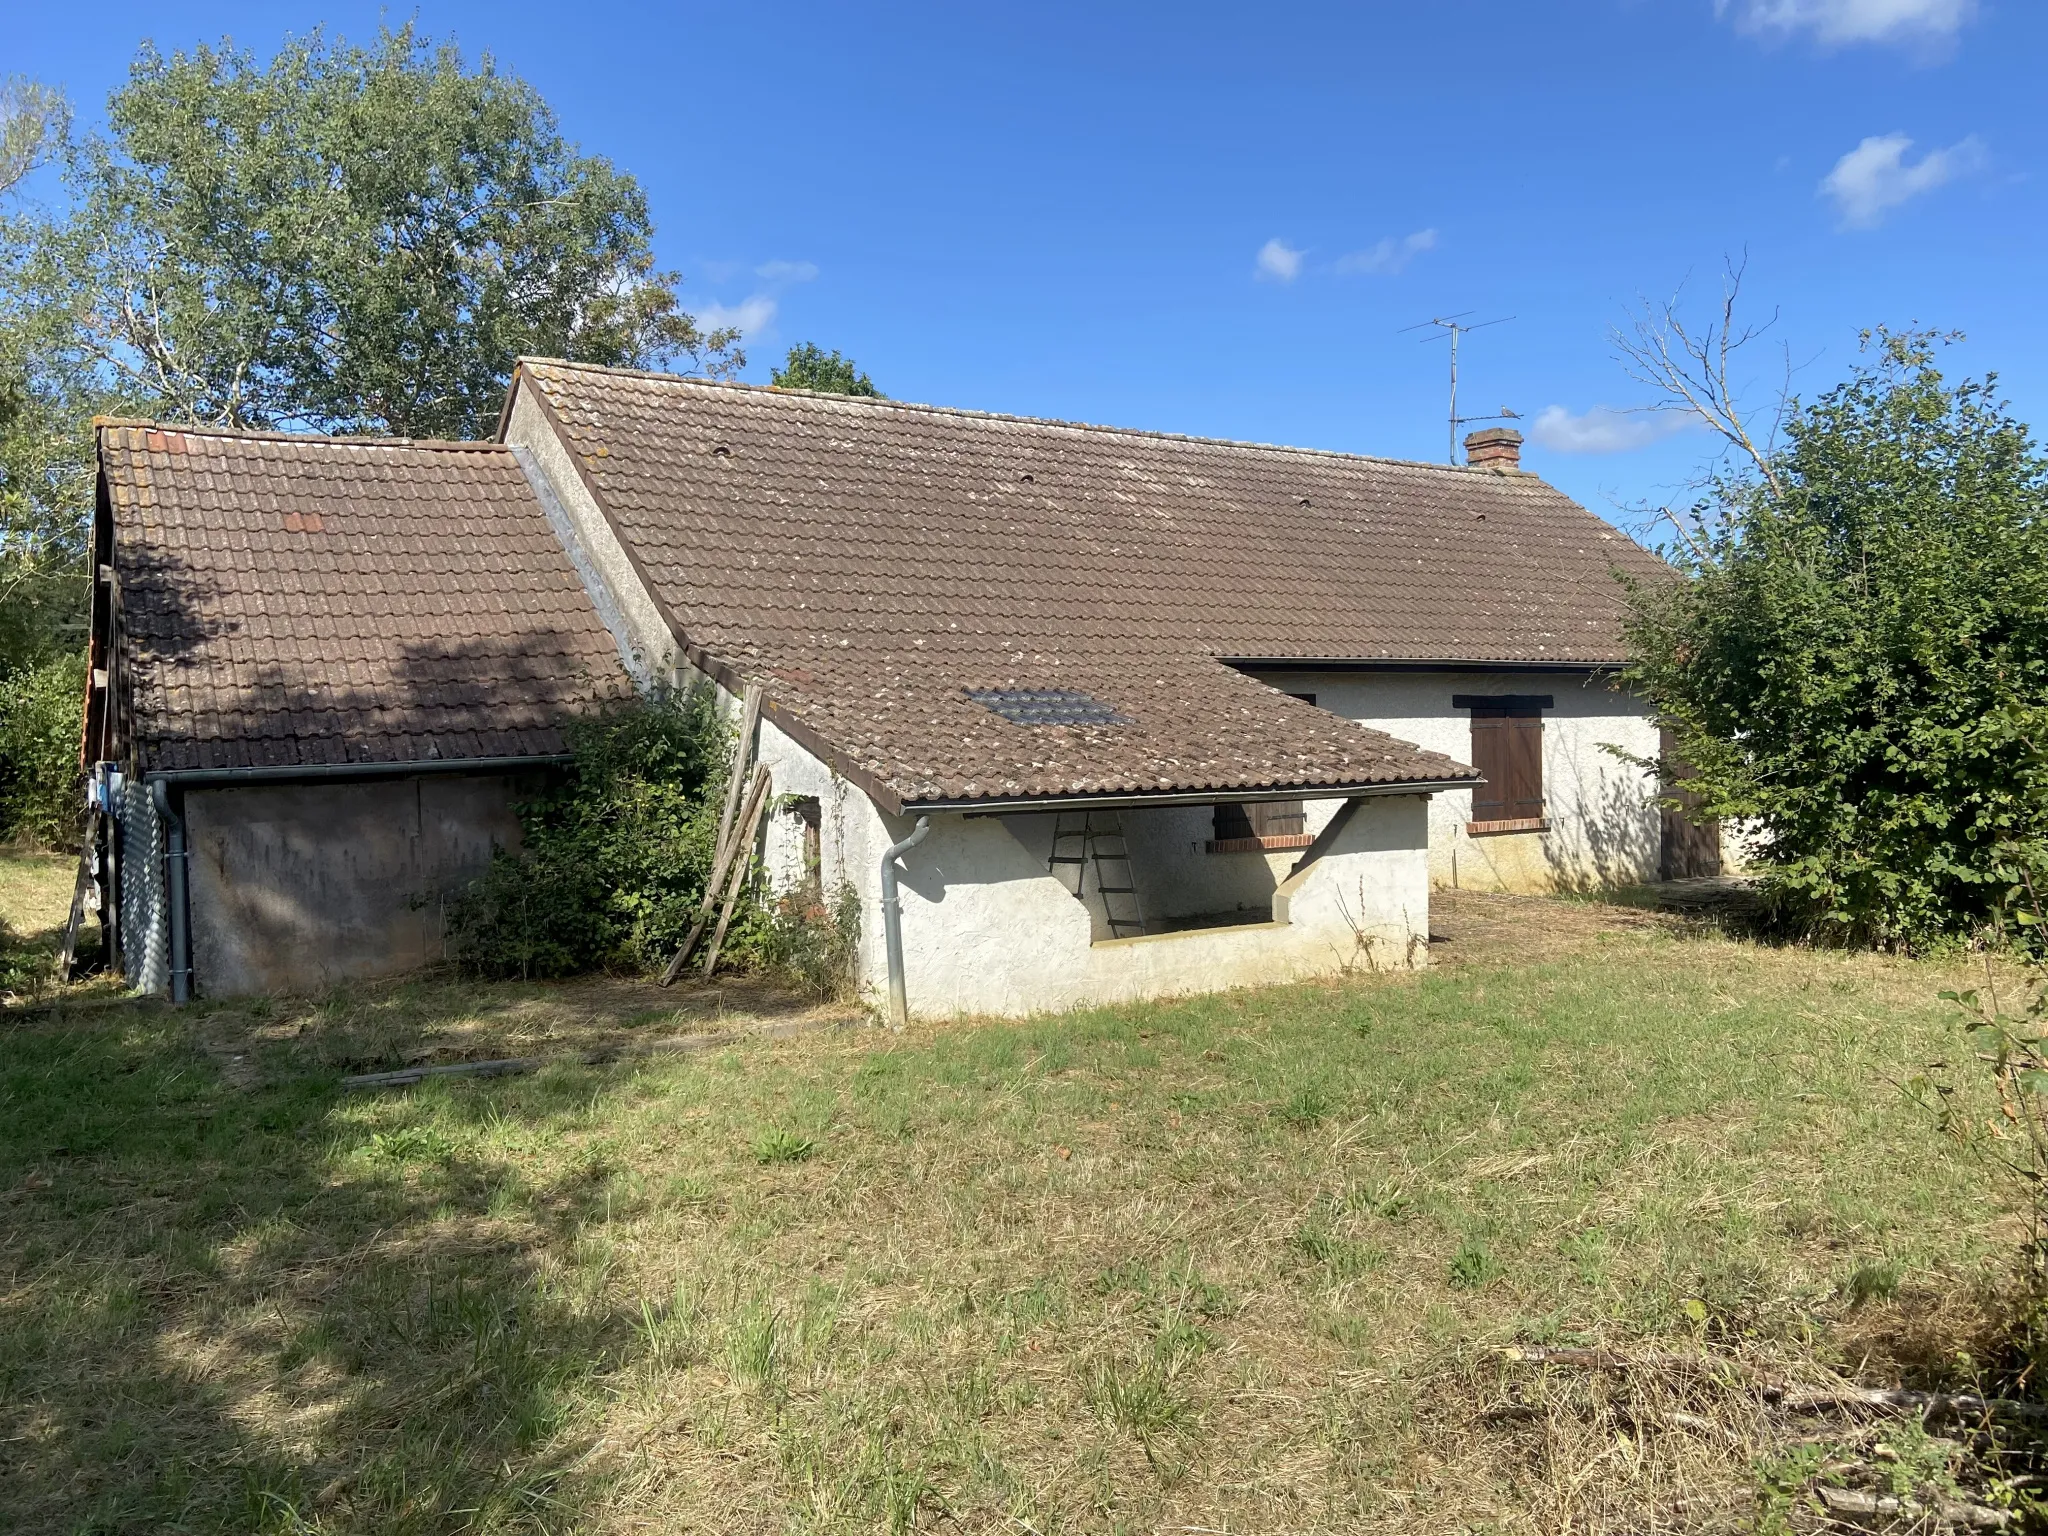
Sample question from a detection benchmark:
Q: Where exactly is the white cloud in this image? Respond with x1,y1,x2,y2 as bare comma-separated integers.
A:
1527,405,1692,455
755,259,819,284
1819,132,1984,227
1333,227,1439,277
695,294,777,336
1717,0,1975,47
1254,238,1304,283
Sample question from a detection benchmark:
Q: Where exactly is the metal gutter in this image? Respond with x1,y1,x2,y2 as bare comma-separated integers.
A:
879,816,931,1028
143,755,572,790
148,778,192,1005
933,777,1477,818
1225,658,1619,675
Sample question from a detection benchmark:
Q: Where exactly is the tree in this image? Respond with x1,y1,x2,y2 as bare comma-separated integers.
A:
1620,327,2048,945
772,342,882,397
0,79,93,678
18,26,740,440
0,78,68,198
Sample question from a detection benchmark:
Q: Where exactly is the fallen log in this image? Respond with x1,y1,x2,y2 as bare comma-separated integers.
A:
1499,1346,2048,1426
1816,1484,2009,1529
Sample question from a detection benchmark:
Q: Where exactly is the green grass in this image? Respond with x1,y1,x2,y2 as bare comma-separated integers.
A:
0,873,2030,1532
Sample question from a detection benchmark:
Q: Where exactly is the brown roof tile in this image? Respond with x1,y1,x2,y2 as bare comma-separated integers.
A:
514,361,1666,810
100,421,630,773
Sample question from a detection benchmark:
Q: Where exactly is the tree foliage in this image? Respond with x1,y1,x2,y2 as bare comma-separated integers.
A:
1623,330,2048,945
18,26,740,439
772,342,882,397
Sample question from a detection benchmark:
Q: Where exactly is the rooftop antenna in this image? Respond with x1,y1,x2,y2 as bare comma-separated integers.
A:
1402,313,1516,464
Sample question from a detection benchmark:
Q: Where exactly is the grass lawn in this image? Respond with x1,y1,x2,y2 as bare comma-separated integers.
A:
0,854,2033,1533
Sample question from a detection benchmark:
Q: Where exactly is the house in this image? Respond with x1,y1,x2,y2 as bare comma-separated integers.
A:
88,364,1698,1013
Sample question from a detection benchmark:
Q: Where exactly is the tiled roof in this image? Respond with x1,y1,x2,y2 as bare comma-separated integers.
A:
99,421,631,773
513,361,1668,810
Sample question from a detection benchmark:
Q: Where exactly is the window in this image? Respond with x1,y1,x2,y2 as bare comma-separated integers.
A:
788,796,823,903
1208,693,1318,852
1454,694,1551,835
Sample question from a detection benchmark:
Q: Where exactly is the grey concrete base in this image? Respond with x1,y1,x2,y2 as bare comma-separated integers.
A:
183,773,539,997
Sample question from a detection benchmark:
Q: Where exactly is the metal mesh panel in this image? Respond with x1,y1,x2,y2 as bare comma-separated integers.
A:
119,778,168,995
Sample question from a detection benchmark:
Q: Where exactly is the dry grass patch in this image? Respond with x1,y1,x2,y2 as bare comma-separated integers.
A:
3,887,2044,1532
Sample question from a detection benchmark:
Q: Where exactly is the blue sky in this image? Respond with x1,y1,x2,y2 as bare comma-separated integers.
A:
14,1,2042,534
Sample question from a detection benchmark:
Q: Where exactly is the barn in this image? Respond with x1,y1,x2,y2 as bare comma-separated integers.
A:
86,366,1699,1013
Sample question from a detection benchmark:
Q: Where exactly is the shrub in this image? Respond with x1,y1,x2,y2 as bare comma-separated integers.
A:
1623,332,2048,946
445,688,729,979
751,882,861,1000
0,652,85,847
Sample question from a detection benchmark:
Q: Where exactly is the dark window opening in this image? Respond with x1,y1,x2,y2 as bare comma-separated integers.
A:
1209,799,1312,853
1456,694,1549,834
1204,692,1321,852
789,796,823,904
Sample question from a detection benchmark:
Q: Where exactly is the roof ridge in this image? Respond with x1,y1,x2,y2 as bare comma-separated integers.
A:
513,357,1547,484
93,416,508,452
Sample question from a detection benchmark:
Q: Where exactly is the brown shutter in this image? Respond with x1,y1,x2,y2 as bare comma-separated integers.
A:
1506,715,1545,820
1250,801,1306,838
1469,715,1510,820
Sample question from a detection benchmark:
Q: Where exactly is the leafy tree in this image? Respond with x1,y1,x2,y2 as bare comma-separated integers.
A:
772,342,882,397
1622,330,2048,945
18,26,740,439
0,77,68,197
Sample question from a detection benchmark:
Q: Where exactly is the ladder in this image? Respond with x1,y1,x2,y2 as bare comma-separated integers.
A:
1048,811,1146,938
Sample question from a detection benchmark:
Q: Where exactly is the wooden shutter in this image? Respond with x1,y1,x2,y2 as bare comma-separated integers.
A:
1505,715,1544,821
1250,801,1306,838
1468,715,1511,821
1462,697,1547,830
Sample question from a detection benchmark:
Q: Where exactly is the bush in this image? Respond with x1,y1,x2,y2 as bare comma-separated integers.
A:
752,883,862,1000
0,652,85,848
445,688,729,979
1623,331,2048,946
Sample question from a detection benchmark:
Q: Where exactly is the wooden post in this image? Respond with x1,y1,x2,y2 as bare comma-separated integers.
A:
659,685,762,986
701,770,773,978
56,810,101,984
662,762,772,984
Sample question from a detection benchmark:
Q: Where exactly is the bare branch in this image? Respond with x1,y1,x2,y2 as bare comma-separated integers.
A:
1613,253,1786,499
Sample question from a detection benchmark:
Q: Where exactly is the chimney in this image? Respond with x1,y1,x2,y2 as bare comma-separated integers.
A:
1464,426,1523,473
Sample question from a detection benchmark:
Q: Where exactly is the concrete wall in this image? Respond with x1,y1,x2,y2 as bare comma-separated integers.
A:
1248,668,1664,893
182,773,532,997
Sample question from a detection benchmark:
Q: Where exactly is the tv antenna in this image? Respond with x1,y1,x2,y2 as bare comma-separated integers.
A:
1402,313,1517,464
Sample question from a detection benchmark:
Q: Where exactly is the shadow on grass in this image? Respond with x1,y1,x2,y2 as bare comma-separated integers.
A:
0,997,648,1534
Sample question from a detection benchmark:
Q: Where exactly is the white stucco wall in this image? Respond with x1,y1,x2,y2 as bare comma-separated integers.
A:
1248,668,1664,893
880,793,1432,1017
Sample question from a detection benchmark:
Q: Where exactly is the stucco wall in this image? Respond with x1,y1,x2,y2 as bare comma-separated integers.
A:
879,794,1431,1017
182,773,531,997
1247,668,1664,893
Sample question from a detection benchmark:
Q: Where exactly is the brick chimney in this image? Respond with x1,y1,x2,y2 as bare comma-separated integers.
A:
1464,426,1523,473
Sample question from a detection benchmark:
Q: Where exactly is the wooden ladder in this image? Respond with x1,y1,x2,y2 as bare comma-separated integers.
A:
1048,811,1146,938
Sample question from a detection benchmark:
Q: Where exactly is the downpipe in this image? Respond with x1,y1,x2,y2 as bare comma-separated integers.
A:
149,777,192,1004
879,816,931,1029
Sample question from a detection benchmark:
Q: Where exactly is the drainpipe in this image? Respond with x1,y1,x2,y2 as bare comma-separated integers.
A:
149,778,192,1004
879,816,931,1029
